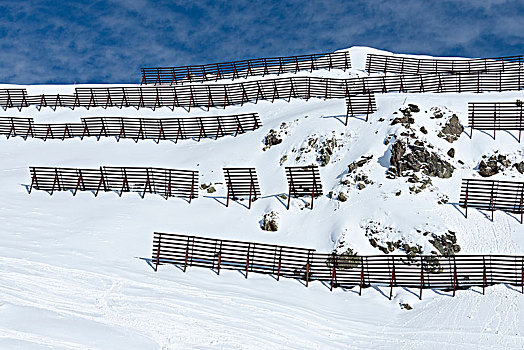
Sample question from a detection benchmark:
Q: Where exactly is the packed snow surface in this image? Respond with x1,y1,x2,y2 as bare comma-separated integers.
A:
0,47,523,349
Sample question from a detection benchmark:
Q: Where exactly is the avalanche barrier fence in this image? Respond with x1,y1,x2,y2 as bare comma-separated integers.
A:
460,178,524,223
468,101,524,142
152,232,524,299
141,51,351,85
28,166,199,201
0,113,261,143
2,69,524,112
366,53,523,75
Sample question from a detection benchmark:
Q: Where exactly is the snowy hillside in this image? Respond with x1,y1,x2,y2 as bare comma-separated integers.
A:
1,46,524,349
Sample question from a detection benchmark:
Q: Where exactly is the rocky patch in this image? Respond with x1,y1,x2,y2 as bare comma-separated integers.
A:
387,137,454,180
263,120,298,151
200,183,219,193
340,155,375,191
260,211,279,232
476,152,524,177
438,114,464,143
282,131,348,167
428,230,461,255
391,104,420,128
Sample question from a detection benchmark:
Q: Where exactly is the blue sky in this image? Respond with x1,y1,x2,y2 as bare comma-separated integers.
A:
1,0,523,84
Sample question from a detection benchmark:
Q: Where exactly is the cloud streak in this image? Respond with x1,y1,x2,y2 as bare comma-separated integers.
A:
0,0,522,84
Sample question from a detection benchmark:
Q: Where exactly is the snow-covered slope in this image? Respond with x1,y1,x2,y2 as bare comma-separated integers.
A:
1,46,523,349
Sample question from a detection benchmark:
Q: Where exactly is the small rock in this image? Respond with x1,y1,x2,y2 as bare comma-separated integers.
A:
447,148,455,158
260,211,279,232
439,115,464,143
400,303,413,310
338,192,348,202
514,161,524,174
408,104,420,113
420,126,428,134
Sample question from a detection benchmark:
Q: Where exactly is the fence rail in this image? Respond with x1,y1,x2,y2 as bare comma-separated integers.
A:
366,53,523,75
3,69,523,112
29,166,199,201
468,101,524,142
141,51,351,85
0,114,261,143
152,232,524,299
459,178,524,223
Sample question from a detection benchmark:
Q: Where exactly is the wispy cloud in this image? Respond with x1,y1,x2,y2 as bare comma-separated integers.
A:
0,0,522,84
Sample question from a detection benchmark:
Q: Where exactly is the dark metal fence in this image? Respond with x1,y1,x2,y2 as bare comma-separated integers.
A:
366,53,523,75
285,165,322,210
468,101,524,142
0,114,261,143
152,232,524,299
346,94,377,124
28,166,199,201
141,51,351,85
460,178,524,223
3,69,523,112
223,167,261,209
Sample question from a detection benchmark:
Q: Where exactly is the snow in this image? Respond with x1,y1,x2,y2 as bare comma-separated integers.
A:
1,46,524,349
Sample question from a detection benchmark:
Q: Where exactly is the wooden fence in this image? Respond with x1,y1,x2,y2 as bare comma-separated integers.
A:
3,69,523,112
152,232,524,299
468,101,524,142
459,178,524,223
366,53,523,75
140,51,351,85
0,113,261,143
29,166,199,201
285,165,323,209
346,94,377,124
223,167,261,209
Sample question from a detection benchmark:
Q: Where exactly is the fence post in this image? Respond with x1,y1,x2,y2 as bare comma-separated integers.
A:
490,182,495,222
119,168,128,197
452,258,457,297
277,248,282,281
519,184,524,225
50,168,60,195
330,254,337,292
311,173,316,210
493,104,497,140
465,179,469,218
248,176,254,210
389,257,396,300
420,256,424,300
482,256,486,295
519,103,522,143
189,172,195,204
359,257,365,296
305,252,310,287
217,242,222,275
470,104,474,139
245,243,250,279
155,233,161,272
521,258,523,294
183,237,190,272
28,172,36,194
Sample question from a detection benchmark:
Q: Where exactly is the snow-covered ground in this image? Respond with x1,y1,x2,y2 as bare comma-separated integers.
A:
1,47,523,349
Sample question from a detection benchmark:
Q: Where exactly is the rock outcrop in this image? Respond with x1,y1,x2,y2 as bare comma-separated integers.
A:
388,139,454,179
438,114,464,143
